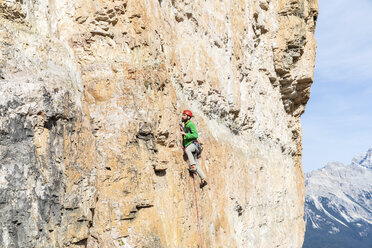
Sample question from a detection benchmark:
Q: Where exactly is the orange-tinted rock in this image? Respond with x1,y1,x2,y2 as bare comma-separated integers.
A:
0,0,317,247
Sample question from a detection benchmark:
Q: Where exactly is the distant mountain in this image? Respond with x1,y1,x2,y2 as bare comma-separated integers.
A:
303,149,372,248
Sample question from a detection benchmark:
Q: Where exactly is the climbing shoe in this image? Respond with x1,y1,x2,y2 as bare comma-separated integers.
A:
200,180,208,189
188,165,197,174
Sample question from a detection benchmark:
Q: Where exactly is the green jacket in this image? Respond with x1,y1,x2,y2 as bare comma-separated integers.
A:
183,120,198,148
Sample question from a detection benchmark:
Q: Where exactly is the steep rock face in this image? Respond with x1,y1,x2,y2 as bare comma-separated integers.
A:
0,0,317,247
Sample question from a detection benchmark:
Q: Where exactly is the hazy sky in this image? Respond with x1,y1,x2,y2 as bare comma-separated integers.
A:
301,0,372,172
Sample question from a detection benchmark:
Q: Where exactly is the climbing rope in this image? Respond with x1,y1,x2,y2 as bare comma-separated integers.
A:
192,174,204,248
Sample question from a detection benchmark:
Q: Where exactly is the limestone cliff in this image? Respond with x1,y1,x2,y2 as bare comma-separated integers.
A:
0,0,318,247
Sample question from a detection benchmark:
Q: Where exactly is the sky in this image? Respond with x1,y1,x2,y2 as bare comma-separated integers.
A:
301,0,372,172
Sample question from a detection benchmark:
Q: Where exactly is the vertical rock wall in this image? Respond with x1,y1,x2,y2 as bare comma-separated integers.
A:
0,0,318,247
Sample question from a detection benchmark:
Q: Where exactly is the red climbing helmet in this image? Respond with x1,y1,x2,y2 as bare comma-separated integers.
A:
183,110,193,117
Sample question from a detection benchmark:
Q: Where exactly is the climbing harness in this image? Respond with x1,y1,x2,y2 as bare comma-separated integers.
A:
193,140,203,159
192,174,204,248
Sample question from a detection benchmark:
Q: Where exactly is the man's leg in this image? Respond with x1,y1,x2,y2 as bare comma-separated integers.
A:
194,164,206,180
185,144,206,181
185,143,197,169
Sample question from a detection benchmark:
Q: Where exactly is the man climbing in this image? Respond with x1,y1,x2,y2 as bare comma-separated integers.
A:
180,110,208,188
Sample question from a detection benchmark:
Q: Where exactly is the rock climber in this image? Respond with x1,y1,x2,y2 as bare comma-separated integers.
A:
180,110,208,188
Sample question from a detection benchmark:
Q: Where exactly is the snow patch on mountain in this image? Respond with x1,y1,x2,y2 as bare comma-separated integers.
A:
352,148,372,169
304,148,372,248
